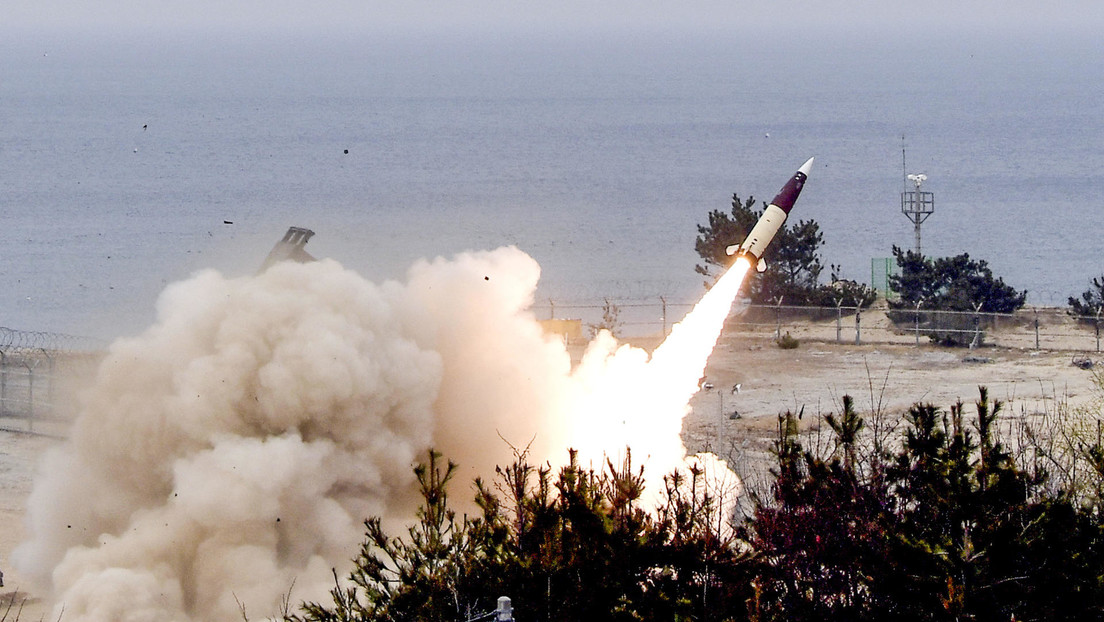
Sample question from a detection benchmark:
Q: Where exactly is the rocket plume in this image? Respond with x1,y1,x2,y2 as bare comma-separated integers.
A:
566,258,751,490
15,247,750,621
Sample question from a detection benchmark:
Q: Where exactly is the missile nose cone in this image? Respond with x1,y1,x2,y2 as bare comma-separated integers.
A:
798,157,814,176
768,157,815,214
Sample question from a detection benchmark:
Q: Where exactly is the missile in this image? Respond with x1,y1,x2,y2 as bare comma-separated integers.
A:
726,157,814,273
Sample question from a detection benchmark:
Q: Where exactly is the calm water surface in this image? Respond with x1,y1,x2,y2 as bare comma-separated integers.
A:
2,31,1101,338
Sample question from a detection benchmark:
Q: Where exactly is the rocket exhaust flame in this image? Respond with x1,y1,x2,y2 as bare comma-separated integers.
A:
564,256,751,505
568,156,815,477
651,256,751,374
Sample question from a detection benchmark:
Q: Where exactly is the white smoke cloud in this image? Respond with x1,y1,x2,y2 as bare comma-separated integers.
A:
400,248,577,482
16,246,739,621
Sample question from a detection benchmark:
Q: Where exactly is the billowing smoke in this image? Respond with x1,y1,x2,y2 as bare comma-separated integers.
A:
15,246,743,621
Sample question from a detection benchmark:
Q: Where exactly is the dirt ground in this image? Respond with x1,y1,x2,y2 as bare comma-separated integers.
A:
682,331,1102,481
0,330,1100,618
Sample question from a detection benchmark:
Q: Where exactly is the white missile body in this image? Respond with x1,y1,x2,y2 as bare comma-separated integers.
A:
726,157,814,272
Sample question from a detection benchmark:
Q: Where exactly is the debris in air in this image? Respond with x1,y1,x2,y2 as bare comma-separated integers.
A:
259,226,316,273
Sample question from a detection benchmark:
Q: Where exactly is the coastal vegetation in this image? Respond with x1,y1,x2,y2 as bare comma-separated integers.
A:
693,198,1041,347
1069,275,1104,319
886,246,1028,346
694,195,876,308
289,383,1104,622
886,246,1027,314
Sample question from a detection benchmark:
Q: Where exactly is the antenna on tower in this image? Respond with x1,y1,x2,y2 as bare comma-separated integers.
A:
901,134,907,193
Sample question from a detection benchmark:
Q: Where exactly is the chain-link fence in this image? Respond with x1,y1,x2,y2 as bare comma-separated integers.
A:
0,327,104,435
537,298,1104,353
3,302,1097,432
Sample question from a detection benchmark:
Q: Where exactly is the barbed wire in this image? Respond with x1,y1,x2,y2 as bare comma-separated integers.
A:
0,327,105,353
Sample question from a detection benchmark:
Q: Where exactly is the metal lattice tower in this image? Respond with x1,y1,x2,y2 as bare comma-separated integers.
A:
901,174,934,254
899,141,934,254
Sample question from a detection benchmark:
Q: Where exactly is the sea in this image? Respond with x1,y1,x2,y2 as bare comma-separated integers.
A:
2,28,1102,340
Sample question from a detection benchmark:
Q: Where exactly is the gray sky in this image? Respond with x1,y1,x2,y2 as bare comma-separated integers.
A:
7,0,1104,38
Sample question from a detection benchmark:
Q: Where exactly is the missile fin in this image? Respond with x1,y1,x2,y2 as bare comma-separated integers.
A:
756,258,767,273
725,244,738,256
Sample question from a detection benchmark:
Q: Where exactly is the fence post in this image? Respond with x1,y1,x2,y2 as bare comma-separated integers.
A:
42,348,54,416
1096,306,1102,353
774,296,784,341
1034,308,1040,350
835,299,843,343
915,299,924,346
854,306,861,345
25,361,34,434
0,350,6,418
660,296,668,337
969,302,983,349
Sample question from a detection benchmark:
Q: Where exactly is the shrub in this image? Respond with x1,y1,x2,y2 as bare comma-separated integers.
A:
776,331,799,349
1069,275,1104,320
